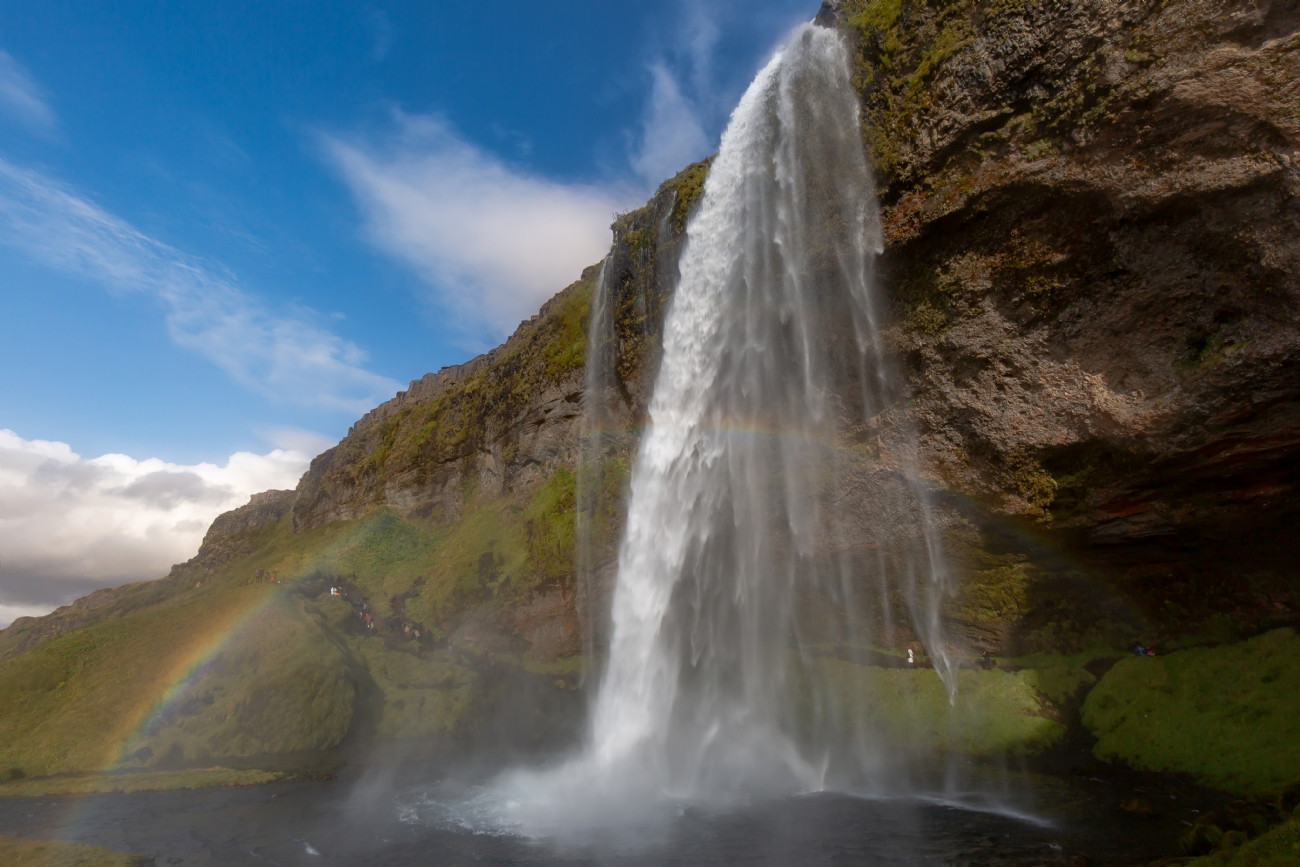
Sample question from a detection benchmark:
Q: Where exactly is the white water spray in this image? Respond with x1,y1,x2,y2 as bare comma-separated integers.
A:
497,23,956,833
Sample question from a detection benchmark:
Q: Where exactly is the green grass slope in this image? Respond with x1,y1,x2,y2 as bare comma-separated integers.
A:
803,658,1066,756
1083,628,1300,794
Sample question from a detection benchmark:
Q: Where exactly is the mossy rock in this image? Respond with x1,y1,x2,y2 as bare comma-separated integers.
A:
355,638,477,739
1082,628,1300,794
1183,818,1300,867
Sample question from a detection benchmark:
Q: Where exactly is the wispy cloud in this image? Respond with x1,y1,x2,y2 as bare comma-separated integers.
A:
321,112,626,340
0,159,400,413
629,1,724,186
365,9,394,62
0,429,317,627
631,62,712,187
0,49,57,134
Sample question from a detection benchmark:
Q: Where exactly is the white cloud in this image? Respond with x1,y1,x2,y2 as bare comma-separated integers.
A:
0,429,316,627
0,49,57,134
0,159,401,414
630,62,712,187
682,1,722,112
265,425,337,456
321,113,625,339
0,602,52,631
626,1,730,187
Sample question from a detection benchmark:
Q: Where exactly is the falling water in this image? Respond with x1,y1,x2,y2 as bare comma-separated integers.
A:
497,23,957,833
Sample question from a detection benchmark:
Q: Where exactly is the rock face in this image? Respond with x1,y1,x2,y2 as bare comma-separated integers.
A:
831,0,1299,631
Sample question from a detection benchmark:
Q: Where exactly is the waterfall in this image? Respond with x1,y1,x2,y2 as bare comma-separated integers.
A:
499,22,955,832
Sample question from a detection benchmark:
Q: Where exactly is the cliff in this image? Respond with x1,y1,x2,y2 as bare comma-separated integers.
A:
831,0,1299,638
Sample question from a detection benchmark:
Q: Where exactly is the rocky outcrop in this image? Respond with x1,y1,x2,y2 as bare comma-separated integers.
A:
288,275,597,533
349,352,497,432
169,489,296,578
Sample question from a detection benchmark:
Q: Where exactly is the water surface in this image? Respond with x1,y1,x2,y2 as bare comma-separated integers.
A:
0,753,1208,866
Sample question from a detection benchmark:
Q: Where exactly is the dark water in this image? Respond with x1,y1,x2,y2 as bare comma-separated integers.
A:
0,752,1209,867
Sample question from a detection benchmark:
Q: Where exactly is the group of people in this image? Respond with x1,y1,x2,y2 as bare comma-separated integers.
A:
253,568,279,584
329,584,423,641
1134,643,1157,656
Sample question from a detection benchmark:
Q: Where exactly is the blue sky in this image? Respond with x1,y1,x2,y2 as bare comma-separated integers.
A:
0,1,815,619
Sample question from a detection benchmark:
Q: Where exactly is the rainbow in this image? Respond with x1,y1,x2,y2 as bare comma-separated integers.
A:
104,584,281,772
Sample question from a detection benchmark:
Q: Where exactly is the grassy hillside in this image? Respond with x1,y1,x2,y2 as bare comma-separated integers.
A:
1083,629,1300,794
0,584,361,777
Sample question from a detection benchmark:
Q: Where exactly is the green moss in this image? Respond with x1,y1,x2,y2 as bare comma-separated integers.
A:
1181,329,1235,371
1124,48,1156,67
287,508,444,617
0,834,144,866
845,0,904,35
1082,629,1300,793
665,158,712,234
1012,652,1101,704
1184,818,1300,867
1021,139,1055,161
803,660,1065,755
1053,462,1094,490
904,300,949,335
895,264,955,333
956,553,1033,629
1031,50,1114,138
356,638,477,739
905,18,971,96
517,651,583,677
1006,449,1057,518
541,288,591,378
407,501,529,625
523,467,577,582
